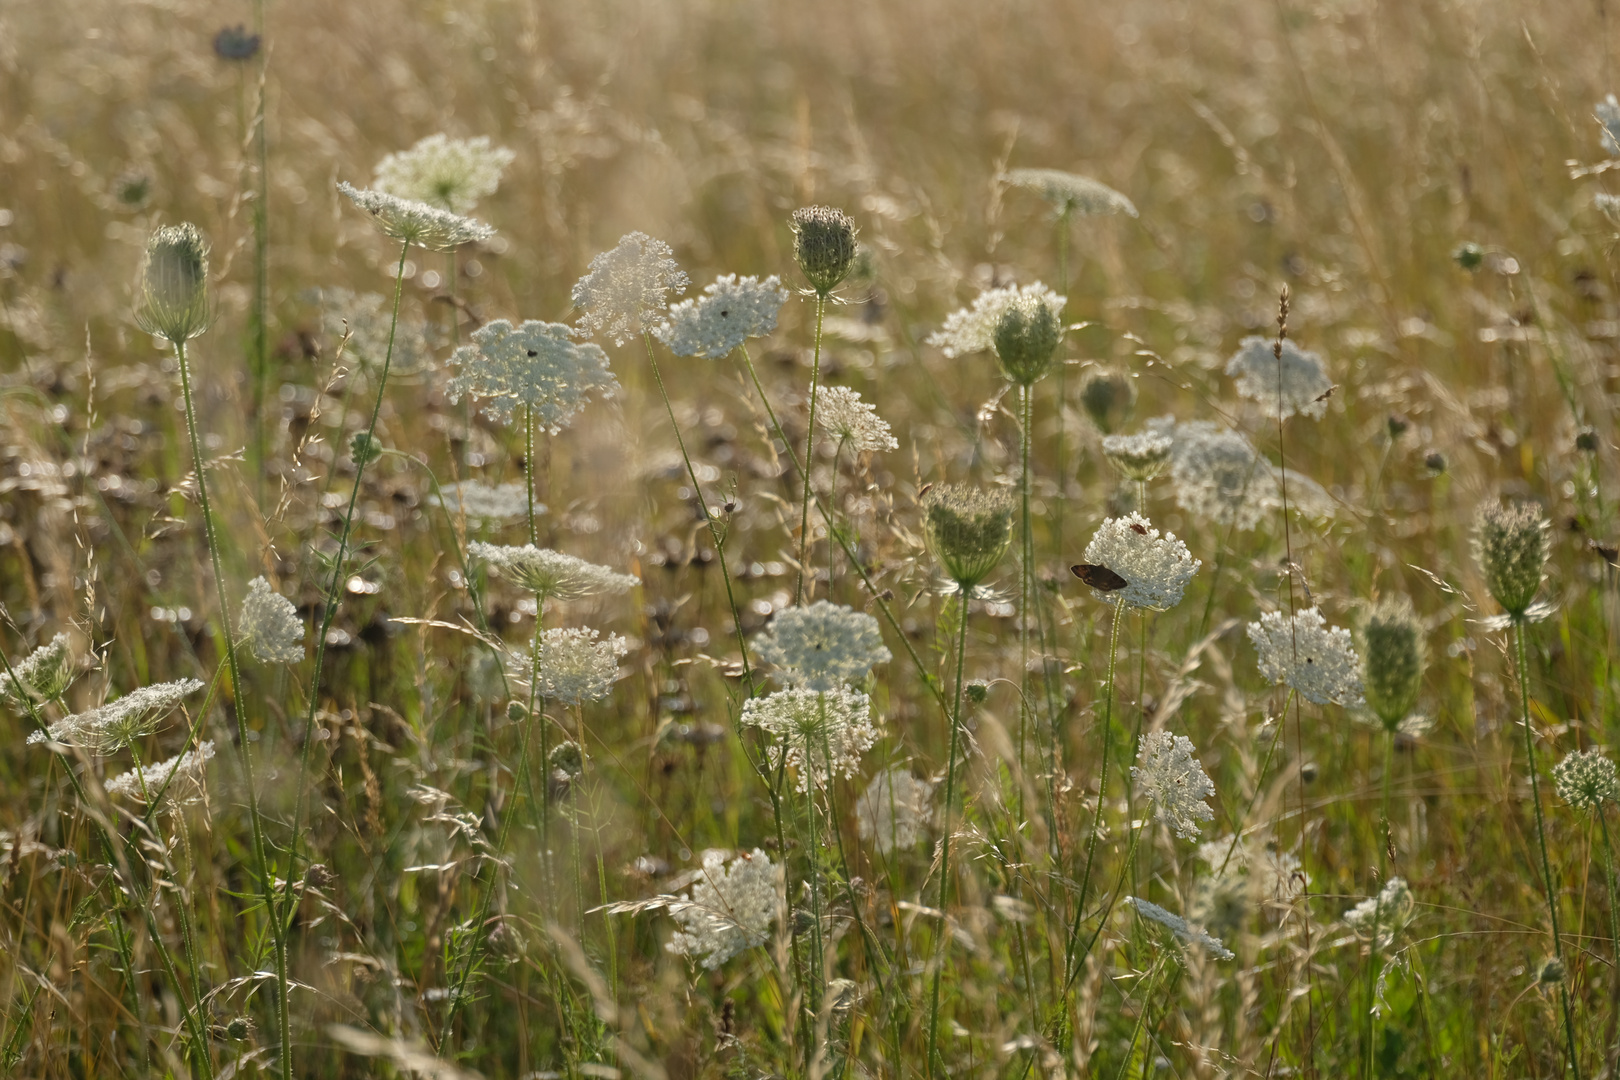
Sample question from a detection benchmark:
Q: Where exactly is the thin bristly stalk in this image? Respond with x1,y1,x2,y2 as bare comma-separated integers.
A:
1597,810,1620,972
249,1,269,494
1069,601,1124,978
926,590,972,1079
1018,383,1034,826
797,291,827,604
526,406,539,546
1362,730,1395,1080
175,334,284,1080
1127,609,1150,898
1515,619,1583,1080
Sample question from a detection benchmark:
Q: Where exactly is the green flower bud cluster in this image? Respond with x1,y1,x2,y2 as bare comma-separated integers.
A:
1361,597,1425,732
923,485,1013,588
1472,500,1549,619
790,206,858,296
135,223,211,344
992,296,1062,386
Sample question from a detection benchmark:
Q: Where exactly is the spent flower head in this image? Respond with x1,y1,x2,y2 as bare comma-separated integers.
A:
922,485,1014,588
0,633,78,709
1102,431,1174,483
815,385,898,453
992,293,1064,385
755,601,891,691
1132,730,1217,840
1225,337,1334,420
1344,877,1415,948
572,232,689,346
469,543,639,602
1554,748,1620,813
928,283,1065,360
29,679,205,754
447,319,618,430
373,133,515,214
1123,896,1233,960
666,848,783,969
790,206,859,295
1472,500,1550,620
508,628,630,705
1080,513,1201,611
105,741,215,808
655,274,787,359
742,687,882,793
1248,607,1365,707
239,577,304,665
135,223,211,343
1360,597,1425,732
855,769,934,854
1004,168,1138,217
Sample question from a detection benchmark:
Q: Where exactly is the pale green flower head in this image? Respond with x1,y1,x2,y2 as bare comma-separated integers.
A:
27,679,204,755
337,181,495,252
240,577,304,665
1004,168,1138,217
1554,748,1619,813
1226,337,1334,421
922,485,1013,588
992,294,1062,386
1102,431,1173,483
469,543,639,602
1472,500,1549,620
655,274,787,359
0,633,78,710
136,223,210,344
447,319,618,430
1360,597,1425,732
790,206,858,295
374,133,515,214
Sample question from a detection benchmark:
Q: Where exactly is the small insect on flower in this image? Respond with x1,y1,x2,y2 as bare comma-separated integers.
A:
447,319,618,430
1078,513,1201,611
336,182,495,252
814,386,899,453
373,133,515,214
572,232,690,346
928,283,1065,360
1248,607,1365,708
239,577,305,665
1225,336,1334,421
1003,168,1139,218
469,543,639,602
790,206,859,295
135,223,211,344
655,275,788,359
754,601,892,691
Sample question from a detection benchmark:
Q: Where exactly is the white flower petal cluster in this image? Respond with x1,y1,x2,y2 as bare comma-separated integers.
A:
1004,168,1138,217
469,543,639,602
926,282,1065,359
508,628,630,705
240,577,304,665
572,232,690,346
1149,418,1280,531
310,287,442,370
1599,94,1620,157
815,386,898,453
1248,607,1365,707
29,679,205,754
742,687,882,793
1344,877,1414,948
654,274,786,359
1554,748,1619,813
1226,337,1333,421
1124,896,1234,960
0,632,77,708
754,601,891,691
1132,730,1217,840
1196,836,1306,906
337,182,494,252
373,133,515,214
448,319,618,430
431,480,539,522
1080,513,1201,611
856,769,934,854
105,741,215,807
666,848,783,969
1101,431,1173,483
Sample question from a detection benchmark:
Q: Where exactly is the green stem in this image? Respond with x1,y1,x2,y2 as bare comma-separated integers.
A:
1018,383,1034,827
926,590,973,1079
1362,730,1395,1080
1597,811,1620,975
1068,603,1124,982
249,9,269,494
526,406,539,546
797,292,827,604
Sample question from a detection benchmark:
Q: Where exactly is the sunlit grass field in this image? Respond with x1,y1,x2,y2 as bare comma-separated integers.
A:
1,0,1618,1076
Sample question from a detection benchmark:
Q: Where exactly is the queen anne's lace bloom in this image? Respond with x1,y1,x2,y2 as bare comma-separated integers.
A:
469,543,639,601
666,848,783,969
240,578,304,664
655,275,786,359
337,182,494,251
927,283,1066,359
1225,337,1334,420
1004,169,1138,217
1248,608,1365,707
742,687,882,792
310,287,442,370
29,679,205,753
105,741,215,807
754,601,891,691
431,480,540,522
1472,501,1550,619
815,386,898,453
1554,749,1620,813
447,319,618,430
1344,877,1414,948
572,232,689,346
0,633,77,708
1102,431,1173,483
1150,418,1280,531
1124,896,1234,960
1132,730,1217,840
373,134,515,214
1080,513,1200,611
856,769,934,854
508,628,630,705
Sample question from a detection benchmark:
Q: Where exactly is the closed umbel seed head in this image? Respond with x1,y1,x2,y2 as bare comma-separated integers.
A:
136,224,210,343
922,485,1013,588
1079,369,1136,433
1554,748,1619,813
1472,500,1550,619
1361,597,1425,732
992,295,1063,386
790,206,857,295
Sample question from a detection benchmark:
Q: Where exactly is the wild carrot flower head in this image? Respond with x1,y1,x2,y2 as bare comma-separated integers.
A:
373,133,515,214
0,633,78,709
135,223,210,343
1599,94,1620,157
1079,369,1136,433
790,206,858,295
1156,419,1278,530
1226,337,1334,420
741,687,882,793
572,232,689,346
1080,513,1201,611
1344,877,1414,947
655,274,787,359
508,628,630,705
1554,749,1619,813
311,287,443,369
856,769,934,854
922,485,1014,588
666,848,783,969
469,543,639,602
1472,500,1550,620
1248,607,1364,707
105,741,215,807
29,679,205,754
1132,730,1216,840
1102,431,1174,483
1124,896,1233,960
1004,168,1138,217
337,182,495,251
240,578,304,665
447,319,618,430
992,293,1063,386
754,601,891,691
815,386,898,453
928,283,1065,360
431,480,538,522
1360,597,1424,732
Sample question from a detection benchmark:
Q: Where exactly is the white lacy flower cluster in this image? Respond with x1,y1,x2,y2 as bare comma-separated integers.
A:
310,287,442,370
1148,418,1278,530
1132,730,1217,840
29,679,205,754
337,182,494,252
1344,877,1414,948
1124,896,1234,960
815,386,898,453
755,601,891,692
666,848,783,969
105,741,216,807
508,628,630,706
1003,168,1138,217
1248,608,1365,707
926,282,1065,359
240,577,304,665
1101,431,1173,483
742,687,882,793
572,232,690,346
1225,337,1333,420
447,319,618,430
374,133,514,214
1080,513,1200,611
0,632,77,708
431,480,538,522
856,769,934,854
469,543,639,602
1554,748,1619,813
655,275,786,359
1196,836,1306,906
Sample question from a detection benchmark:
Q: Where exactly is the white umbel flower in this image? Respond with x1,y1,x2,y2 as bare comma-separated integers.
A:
926,282,1066,359
754,601,891,691
1080,513,1200,611
1004,168,1139,217
856,769,934,854
815,386,898,453
1132,730,1217,840
1151,418,1279,531
1554,749,1620,813
1123,896,1233,960
1248,607,1365,707
572,232,690,346
28,679,205,753
447,319,618,430
666,848,783,969
1344,877,1414,947
469,543,639,602
1226,337,1333,421
374,134,515,214
1599,94,1620,157
240,577,304,664
654,274,787,359
431,480,540,522
742,687,882,793
1102,431,1174,483
0,633,77,708
105,741,215,807
508,628,630,705
337,182,494,251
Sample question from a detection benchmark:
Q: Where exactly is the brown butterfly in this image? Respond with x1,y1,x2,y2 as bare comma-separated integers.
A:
1071,563,1129,591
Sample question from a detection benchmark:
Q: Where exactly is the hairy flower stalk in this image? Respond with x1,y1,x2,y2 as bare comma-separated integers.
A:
1556,749,1620,977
